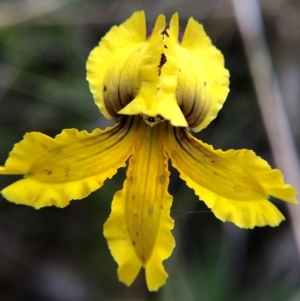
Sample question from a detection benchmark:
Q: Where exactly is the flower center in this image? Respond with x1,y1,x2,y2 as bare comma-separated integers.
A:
141,114,165,126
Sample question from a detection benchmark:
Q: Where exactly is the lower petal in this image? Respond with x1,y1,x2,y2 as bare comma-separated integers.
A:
0,117,141,208
165,127,298,229
103,121,175,291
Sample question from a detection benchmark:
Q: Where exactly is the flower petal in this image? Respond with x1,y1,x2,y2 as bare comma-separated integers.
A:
169,13,179,39
86,11,146,119
104,121,175,291
178,17,230,132
0,118,141,209
165,126,298,228
118,14,188,127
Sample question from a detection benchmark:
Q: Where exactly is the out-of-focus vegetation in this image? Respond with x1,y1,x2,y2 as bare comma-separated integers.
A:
0,0,300,300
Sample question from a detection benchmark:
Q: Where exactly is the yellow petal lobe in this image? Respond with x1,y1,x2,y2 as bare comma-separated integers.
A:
165,126,298,228
178,17,230,131
104,119,175,291
86,11,146,119
169,13,179,39
151,14,166,36
0,118,141,208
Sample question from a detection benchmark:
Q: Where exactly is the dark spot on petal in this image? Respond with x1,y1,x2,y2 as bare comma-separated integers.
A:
103,85,107,92
164,45,168,49
158,53,167,76
204,81,207,86
159,175,165,184
65,167,70,177
132,195,135,199
161,27,169,37
132,240,136,246
135,232,139,236
47,171,52,175
211,160,215,163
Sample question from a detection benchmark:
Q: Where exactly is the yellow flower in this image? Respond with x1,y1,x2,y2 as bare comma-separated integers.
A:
0,11,298,291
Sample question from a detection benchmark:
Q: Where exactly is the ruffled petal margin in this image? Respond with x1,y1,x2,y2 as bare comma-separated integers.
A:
165,126,298,228
104,120,175,291
0,117,141,209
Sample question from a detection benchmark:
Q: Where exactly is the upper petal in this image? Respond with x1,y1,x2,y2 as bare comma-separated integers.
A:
165,126,298,228
87,12,229,130
177,17,230,131
86,11,146,119
87,12,187,127
118,14,187,127
0,117,142,208
104,119,175,291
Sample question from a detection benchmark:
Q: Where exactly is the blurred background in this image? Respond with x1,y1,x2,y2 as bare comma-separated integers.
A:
0,0,300,300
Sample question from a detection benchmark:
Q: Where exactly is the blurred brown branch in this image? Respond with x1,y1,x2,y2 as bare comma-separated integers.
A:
231,0,300,254
0,0,73,29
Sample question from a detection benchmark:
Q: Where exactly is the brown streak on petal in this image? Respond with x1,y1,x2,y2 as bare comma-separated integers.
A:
161,27,170,37
173,127,217,164
28,117,135,180
158,53,167,76
173,127,201,163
